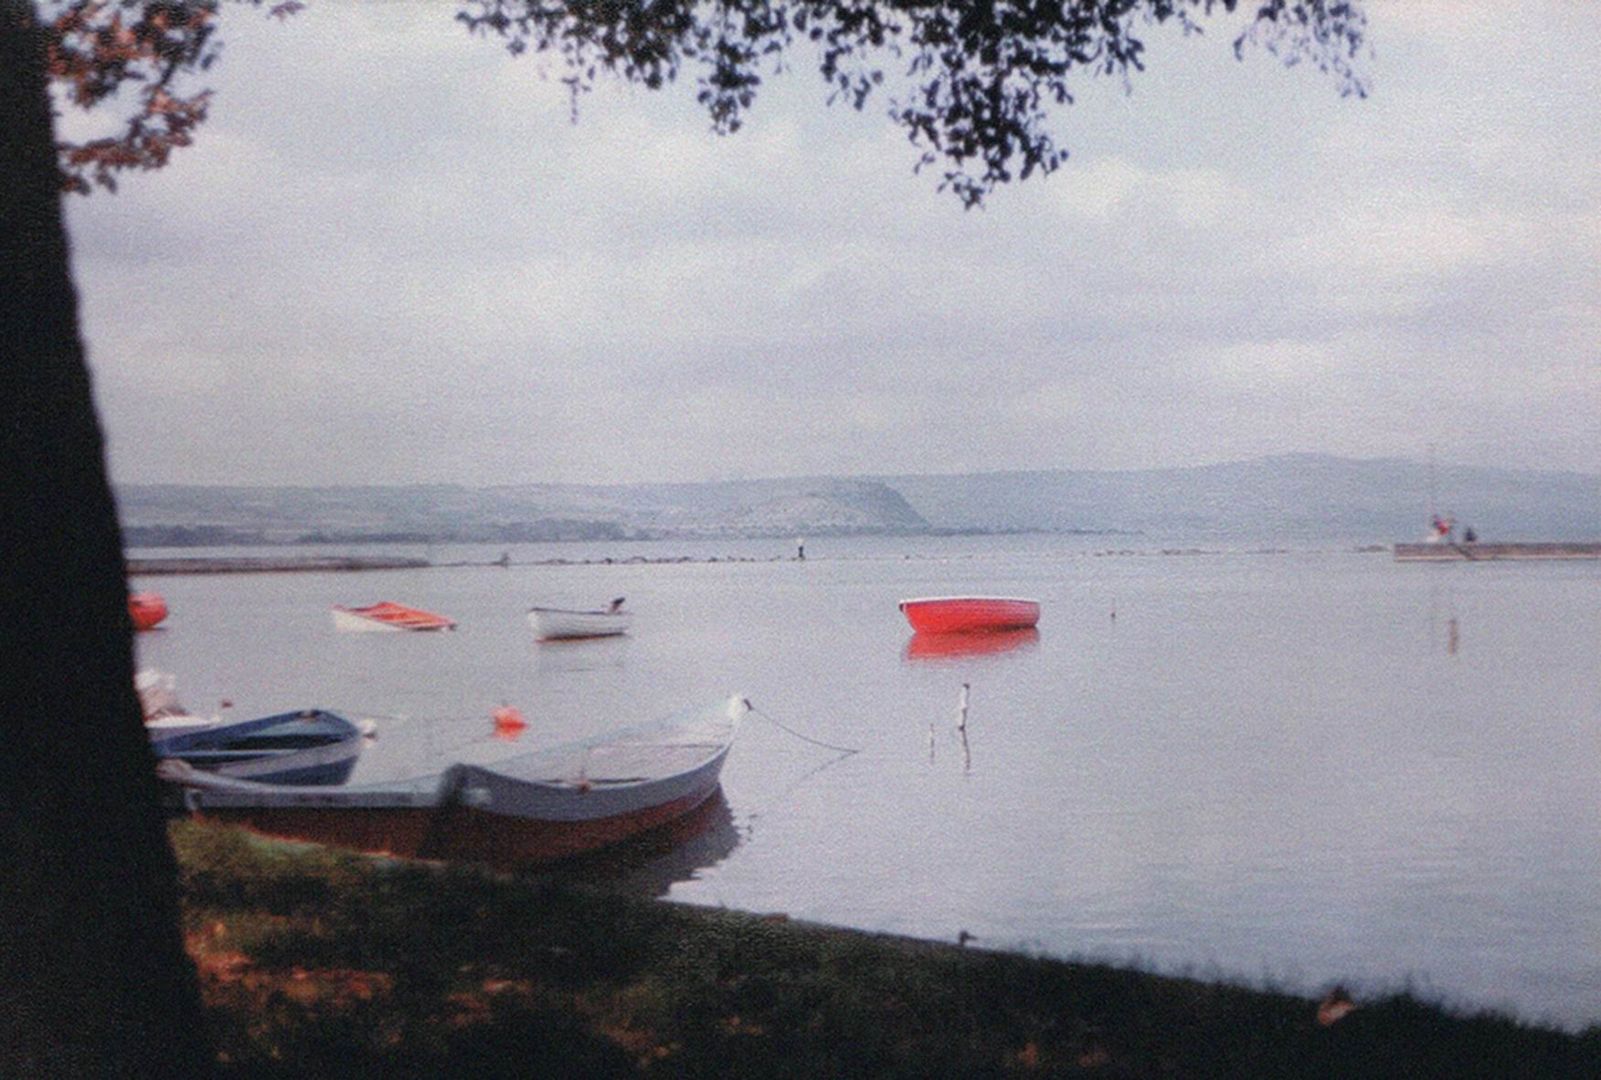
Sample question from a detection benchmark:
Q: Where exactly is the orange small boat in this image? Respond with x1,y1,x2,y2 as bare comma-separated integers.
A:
129,592,169,631
898,596,1040,635
331,602,457,632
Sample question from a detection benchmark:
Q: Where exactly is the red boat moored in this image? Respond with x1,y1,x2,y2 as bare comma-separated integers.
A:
129,592,169,631
898,596,1040,635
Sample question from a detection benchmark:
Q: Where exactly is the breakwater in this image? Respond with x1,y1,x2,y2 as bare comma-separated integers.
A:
1393,542,1601,562
125,553,793,575
127,555,431,575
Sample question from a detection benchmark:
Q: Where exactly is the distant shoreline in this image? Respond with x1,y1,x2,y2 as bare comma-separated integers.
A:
127,545,1395,576
124,553,807,575
121,526,1134,549
126,555,432,575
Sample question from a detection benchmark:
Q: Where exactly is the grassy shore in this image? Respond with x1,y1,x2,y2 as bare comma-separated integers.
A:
173,821,1600,1078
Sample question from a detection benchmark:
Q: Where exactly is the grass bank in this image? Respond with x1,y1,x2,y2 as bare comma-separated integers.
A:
173,821,1601,1077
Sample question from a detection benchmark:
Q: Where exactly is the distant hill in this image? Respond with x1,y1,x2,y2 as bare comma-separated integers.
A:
116,455,1598,546
880,454,1601,542
118,478,929,545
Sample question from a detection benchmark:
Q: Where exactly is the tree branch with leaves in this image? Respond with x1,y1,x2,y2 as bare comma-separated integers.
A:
49,0,1366,204
454,0,1371,207
44,0,302,192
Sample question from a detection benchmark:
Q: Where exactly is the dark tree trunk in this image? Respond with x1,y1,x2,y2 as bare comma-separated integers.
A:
0,1,211,1073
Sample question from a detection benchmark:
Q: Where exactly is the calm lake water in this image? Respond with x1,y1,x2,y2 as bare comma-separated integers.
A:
132,534,1601,1029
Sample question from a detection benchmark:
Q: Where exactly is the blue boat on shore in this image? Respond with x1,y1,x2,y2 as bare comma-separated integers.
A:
150,709,369,787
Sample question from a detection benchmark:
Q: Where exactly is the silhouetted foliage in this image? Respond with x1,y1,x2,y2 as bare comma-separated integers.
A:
47,0,1367,204
457,0,1367,205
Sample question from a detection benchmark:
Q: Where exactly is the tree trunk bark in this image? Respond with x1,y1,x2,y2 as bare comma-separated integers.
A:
0,1,211,1073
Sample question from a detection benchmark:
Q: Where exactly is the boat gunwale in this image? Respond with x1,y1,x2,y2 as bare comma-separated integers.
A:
897,595,1041,608
150,708,356,752
527,605,631,617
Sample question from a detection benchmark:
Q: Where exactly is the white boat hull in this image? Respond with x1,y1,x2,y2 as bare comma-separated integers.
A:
528,607,632,640
331,609,407,632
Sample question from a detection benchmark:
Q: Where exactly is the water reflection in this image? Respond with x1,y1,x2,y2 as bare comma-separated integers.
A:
925,683,975,772
926,719,975,773
539,789,740,897
1428,579,1466,656
532,635,631,674
903,627,1040,661
1425,580,1462,657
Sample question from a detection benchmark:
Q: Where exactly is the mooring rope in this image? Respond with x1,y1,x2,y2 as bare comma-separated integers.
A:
747,703,861,756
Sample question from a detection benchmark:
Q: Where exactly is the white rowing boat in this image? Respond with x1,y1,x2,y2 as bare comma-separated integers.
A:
528,598,631,640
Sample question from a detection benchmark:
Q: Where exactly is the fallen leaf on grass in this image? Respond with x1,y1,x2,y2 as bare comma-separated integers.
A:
1317,987,1357,1027
1007,1041,1040,1068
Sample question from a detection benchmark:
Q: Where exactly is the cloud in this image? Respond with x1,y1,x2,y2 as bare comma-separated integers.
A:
57,1,1601,484
1054,158,1235,227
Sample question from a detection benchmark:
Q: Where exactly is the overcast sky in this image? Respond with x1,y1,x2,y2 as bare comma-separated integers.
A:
61,1,1600,486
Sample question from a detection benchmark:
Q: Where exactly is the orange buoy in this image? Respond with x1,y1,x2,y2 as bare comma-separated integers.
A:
492,704,528,739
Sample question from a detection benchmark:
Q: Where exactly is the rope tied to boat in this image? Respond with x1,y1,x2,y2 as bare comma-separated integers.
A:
746,702,861,756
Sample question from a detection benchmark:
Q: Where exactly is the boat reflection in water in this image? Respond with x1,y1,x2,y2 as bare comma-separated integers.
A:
549,789,740,898
532,633,631,676
904,627,1040,662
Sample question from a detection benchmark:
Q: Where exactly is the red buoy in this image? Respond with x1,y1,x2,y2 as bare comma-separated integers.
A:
128,592,169,631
